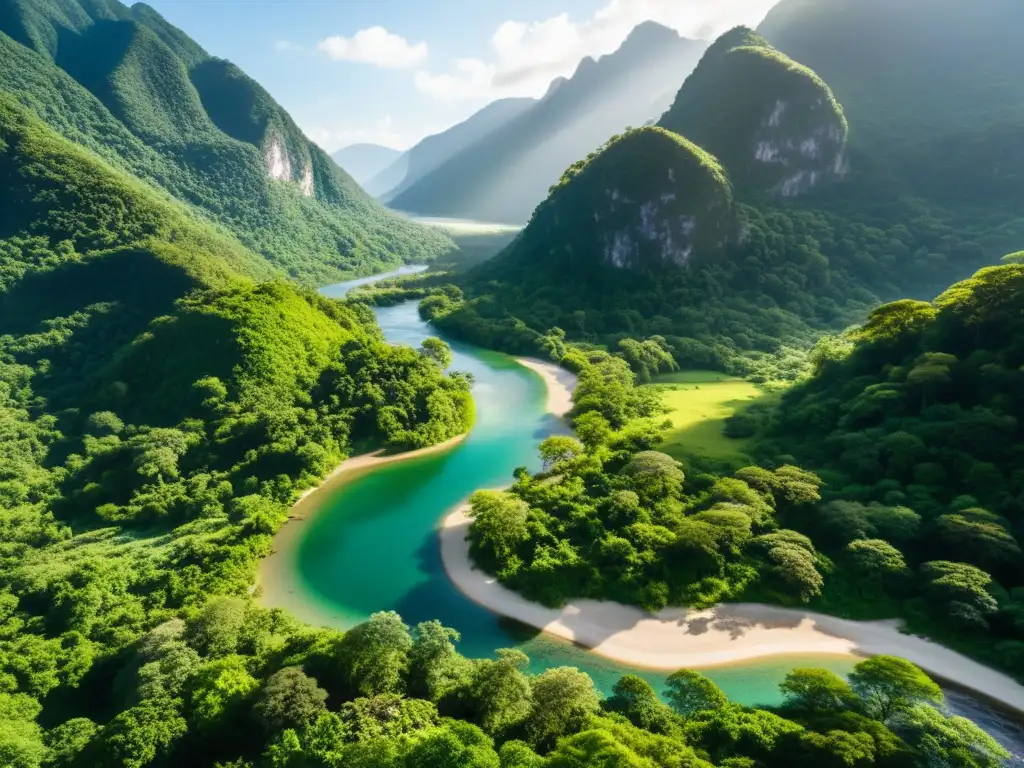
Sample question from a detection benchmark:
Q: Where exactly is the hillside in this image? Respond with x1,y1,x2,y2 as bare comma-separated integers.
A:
0,86,473,764
388,22,708,224
331,142,401,188
369,96,535,199
758,0,1024,208
745,263,1024,676
0,0,454,284
659,27,848,197
498,127,736,275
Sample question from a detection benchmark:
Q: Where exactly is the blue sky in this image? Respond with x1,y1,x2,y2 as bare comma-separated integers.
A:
147,0,777,153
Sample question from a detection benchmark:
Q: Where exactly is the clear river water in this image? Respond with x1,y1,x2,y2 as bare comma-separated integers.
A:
270,268,1024,759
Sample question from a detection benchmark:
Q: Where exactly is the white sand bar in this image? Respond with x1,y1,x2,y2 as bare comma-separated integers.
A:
515,357,578,417
440,506,1024,712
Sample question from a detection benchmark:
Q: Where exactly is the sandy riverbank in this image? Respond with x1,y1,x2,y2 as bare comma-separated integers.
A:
441,359,1024,712
255,433,466,616
514,357,577,418
440,506,1024,712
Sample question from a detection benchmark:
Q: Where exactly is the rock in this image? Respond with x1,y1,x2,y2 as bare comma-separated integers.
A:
660,27,848,197
511,127,736,274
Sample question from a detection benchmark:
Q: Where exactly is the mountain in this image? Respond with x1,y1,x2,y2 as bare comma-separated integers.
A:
502,127,736,275
0,0,453,284
0,38,473,766
659,27,848,197
758,0,1024,207
388,22,709,224
331,142,401,187
368,96,535,200
415,17,1024,382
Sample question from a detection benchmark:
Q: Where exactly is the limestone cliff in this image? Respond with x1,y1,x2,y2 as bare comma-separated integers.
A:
660,27,847,197
508,127,735,275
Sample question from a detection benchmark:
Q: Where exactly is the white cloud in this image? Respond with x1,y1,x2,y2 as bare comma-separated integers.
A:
305,116,442,153
414,0,778,102
318,26,428,69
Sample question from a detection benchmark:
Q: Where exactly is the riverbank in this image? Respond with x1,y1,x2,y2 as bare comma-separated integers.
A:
441,358,1024,712
256,433,467,615
514,357,577,417
439,506,1024,712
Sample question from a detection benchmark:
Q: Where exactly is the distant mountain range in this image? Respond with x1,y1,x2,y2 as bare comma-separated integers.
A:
384,22,708,224
331,143,401,188
368,97,536,200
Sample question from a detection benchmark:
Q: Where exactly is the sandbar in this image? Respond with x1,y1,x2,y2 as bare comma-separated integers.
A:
514,357,577,417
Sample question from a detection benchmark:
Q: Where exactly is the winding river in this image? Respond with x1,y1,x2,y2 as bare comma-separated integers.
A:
258,269,1024,759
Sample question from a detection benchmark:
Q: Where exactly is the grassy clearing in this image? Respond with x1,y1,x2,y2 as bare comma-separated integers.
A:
641,370,768,464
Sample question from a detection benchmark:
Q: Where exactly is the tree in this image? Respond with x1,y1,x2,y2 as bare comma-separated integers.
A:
935,509,1021,571
920,561,999,631
254,667,328,735
604,675,675,733
573,412,612,450
624,451,685,504
844,539,909,585
336,611,413,696
466,650,533,735
786,729,875,767
340,694,438,741
404,723,500,768
889,704,1009,767
847,656,943,721
664,670,727,716
420,337,453,369
0,693,45,768
779,668,857,713
409,621,470,702
44,718,98,768
185,597,246,658
188,655,259,736
94,696,188,768
538,436,584,471
526,667,601,748
468,491,531,567
498,740,544,767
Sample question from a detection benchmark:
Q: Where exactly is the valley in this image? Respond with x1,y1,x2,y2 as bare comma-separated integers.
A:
3,0,1024,765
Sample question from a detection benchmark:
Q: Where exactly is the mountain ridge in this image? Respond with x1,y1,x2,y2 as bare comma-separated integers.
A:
388,22,709,224
0,0,454,284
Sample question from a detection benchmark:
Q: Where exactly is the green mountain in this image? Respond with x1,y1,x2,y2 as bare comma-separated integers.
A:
758,0,1024,208
502,127,736,274
0,0,454,284
369,96,536,200
659,27,848,197
412,18,1023,382
389,22,708,224
0,81,473,763
331,142,402,188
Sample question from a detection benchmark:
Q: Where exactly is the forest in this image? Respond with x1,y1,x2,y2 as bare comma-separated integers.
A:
3,0,1024,764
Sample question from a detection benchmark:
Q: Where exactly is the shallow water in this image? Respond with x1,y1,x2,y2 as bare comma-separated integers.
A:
285,273,1024,753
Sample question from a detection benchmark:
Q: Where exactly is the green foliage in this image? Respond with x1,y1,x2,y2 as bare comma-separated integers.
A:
0,0,455,286
847,657,943,721
664,670,728,717
762,264,1024,669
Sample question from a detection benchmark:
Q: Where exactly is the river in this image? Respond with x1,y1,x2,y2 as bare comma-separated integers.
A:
260,270,1024,759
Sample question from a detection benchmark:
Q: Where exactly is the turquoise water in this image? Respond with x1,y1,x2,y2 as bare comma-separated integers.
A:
286,275,1024,752
292,297,855,706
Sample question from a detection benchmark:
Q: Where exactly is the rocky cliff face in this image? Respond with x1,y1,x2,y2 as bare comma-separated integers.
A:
660,27,847,198
510,127,736,275
265,135,314,196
